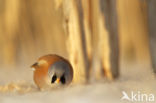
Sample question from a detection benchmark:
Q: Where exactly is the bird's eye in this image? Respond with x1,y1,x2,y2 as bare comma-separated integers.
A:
51,75,57,83
60,75,66,84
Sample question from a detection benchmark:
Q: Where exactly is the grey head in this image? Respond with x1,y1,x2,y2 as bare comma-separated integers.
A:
48,60,73,85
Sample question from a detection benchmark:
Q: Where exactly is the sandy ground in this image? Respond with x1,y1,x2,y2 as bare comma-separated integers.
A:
0,62,156,103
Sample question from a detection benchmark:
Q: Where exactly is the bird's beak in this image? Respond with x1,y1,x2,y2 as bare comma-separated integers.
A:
56,78,60,83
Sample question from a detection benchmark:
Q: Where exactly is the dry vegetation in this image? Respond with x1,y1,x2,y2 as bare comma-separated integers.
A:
0,0,155,94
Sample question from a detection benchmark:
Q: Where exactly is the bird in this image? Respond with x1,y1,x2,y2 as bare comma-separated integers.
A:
31,54,73,89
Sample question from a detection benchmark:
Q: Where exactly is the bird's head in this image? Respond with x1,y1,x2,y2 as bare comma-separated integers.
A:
48,61,73,85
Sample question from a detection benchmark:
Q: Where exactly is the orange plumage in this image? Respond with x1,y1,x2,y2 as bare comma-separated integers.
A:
31,54,73,89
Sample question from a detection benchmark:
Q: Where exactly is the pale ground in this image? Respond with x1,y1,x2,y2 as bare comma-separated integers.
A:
0,61,156,103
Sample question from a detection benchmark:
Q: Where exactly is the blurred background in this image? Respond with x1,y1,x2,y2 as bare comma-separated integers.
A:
0,0,150,69
0,0,156,103
0,0,67,68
